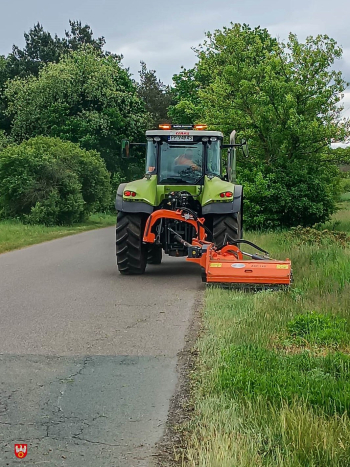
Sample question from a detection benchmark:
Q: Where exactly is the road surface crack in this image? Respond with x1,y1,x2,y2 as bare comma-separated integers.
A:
126,317,148,330
71,437,121,447
67,357,92,379
0,389,18,415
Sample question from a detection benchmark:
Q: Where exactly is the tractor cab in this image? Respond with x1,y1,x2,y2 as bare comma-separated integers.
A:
145,124,223,185
116,124,246,272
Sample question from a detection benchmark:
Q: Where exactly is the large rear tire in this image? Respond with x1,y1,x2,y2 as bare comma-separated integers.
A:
147,244,162,265
213,213,242,249
116,212,147,275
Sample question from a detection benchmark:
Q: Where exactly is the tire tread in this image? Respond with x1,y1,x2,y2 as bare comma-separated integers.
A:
116,212,146,274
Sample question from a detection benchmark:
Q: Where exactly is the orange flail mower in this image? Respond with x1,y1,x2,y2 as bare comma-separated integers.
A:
143,209,292,289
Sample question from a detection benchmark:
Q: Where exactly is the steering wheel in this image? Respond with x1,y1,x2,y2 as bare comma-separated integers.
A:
174,164,200,175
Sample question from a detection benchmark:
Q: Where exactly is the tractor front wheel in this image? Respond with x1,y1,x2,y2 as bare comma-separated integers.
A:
147,244,162,265
116,212,147,275
213,213,242,249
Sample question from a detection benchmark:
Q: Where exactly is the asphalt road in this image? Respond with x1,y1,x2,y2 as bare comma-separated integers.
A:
0,227,202,466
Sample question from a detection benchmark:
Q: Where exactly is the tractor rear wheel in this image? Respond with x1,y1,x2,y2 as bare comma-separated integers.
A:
116,212,147,275
213,213,242,249
147,244,162,265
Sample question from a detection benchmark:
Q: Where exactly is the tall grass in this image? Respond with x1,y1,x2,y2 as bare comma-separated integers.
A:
183,199,350,466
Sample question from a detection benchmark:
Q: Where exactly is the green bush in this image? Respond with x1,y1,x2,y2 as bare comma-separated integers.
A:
240,160,340,230
0,137,111,225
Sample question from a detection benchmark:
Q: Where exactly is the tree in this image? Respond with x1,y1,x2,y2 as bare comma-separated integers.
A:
170,24,349,228
0,137,111,225
0,21,122,135
137,61,173,128
5,47,147,175
168,65,210,125
63,20,106,55
5,20,112,80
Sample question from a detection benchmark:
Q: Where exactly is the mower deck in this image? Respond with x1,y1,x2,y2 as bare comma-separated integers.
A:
143,209,292,288
187,242,292,287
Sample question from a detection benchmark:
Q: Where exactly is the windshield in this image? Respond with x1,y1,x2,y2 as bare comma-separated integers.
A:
207,140,221,176
158,142,204,185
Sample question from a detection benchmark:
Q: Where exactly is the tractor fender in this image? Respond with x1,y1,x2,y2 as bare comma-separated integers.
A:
202,185,243,215
115,183,154,214
117,183,128,197
233,185,243,213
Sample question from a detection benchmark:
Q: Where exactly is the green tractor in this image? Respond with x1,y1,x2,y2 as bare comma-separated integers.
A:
115,124,248,274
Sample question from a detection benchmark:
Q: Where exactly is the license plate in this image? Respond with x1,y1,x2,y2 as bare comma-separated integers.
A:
168,135,193,142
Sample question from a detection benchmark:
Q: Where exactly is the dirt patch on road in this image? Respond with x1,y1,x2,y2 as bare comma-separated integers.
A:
153,291,204,466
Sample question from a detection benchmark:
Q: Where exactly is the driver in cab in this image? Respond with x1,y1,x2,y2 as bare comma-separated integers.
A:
174,148,200,171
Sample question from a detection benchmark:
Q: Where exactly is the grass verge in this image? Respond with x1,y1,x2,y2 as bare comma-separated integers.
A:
181,198,350,466
0,213,116,254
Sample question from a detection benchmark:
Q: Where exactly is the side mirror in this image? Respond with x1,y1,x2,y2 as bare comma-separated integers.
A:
242,139,249,158
121,140,130,158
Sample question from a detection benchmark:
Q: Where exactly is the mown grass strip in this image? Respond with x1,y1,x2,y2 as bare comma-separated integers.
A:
182,199,350,466
0,213,116,254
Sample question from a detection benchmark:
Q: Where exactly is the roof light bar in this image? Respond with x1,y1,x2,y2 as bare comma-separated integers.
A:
194,124,208,130
158,123,208,130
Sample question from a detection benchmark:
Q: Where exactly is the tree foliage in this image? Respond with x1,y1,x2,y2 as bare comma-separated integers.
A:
325,146,350,165
0,55,12,133
0,130,10,151
137,61,173,128
170,24,349,228
5,47,147,174
0,137,111,225
169,66,210,124
5,20,112,80
0,21,121,135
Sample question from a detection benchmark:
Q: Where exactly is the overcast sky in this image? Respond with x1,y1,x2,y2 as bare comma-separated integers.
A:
1,0,350,120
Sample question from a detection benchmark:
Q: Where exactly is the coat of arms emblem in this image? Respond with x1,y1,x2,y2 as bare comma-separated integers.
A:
14,444,27,459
